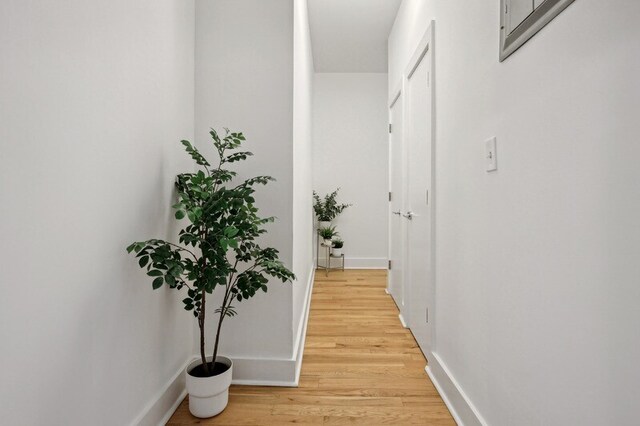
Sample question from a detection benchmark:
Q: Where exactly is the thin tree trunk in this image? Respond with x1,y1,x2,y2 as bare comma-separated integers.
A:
199,290,210,375
211,304,226,369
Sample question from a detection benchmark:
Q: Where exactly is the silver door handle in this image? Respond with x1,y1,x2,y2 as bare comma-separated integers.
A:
392,210,402,216
403,211,414,220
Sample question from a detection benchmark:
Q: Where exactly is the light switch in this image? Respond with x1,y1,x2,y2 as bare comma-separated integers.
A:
486,137,497,172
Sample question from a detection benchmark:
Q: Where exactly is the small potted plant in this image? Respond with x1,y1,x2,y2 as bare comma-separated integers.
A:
318,226,337,246
313,188,351,228
331,238,344,257
126,128,295,418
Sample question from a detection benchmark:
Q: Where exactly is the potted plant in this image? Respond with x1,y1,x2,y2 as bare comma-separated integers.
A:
313,188,351,228
126,128,295,418
318,226,337,246
331,238,344,257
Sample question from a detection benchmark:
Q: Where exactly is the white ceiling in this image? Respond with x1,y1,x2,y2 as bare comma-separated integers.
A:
308,0,402,73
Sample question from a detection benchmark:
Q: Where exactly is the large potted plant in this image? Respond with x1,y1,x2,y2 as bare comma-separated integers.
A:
313,188,351,228
126,128,295,418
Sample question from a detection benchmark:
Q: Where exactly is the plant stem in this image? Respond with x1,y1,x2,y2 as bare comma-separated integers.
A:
198,222,211,375
164,241,199,262
199,289,209,375
211,304,225,370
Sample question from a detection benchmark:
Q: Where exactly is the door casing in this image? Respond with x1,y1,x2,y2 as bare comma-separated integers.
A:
387,21,436,361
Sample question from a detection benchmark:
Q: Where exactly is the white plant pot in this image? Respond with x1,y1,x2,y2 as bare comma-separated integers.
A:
323,238,332,246
186,356,233,418
332,248,342,257
318,221,331,229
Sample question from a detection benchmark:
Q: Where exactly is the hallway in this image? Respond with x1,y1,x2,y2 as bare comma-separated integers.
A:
167,270,455,425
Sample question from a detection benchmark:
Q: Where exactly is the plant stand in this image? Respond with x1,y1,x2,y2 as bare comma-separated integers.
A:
316,240,345,276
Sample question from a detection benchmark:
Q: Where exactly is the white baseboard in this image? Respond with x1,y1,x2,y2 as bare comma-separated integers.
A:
228,264,315,386
344,257,388,269
426,352,487,426
398,313,408,328
131,357,191,426
293,266,315,385
228,356,298,386
385,288,390,294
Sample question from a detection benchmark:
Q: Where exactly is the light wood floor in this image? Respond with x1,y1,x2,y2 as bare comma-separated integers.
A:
167,270,455,425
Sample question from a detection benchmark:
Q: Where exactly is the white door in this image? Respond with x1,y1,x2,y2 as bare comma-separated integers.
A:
405,43,434,355
388,94,406,318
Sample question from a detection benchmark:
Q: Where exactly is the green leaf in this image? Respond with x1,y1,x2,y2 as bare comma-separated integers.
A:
165,274,176,286
138,256,149,268
147,270,163,277
175,210,185,220
225,151,253,163
224,226,239,238
152,277,163,289
209,128,221,143
181,140,211,167
169,266,182,277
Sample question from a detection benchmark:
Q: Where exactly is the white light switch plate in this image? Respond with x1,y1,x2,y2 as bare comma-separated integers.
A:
485,137,497,172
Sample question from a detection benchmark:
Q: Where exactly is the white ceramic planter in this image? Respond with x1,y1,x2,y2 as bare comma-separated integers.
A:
332,248,342,257
318,220,331,229
323,238,332,246
186,356,233,418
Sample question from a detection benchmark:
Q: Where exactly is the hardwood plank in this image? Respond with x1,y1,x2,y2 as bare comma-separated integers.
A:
166,270,455,425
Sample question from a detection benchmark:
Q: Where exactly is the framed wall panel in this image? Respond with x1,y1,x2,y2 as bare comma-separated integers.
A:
500,0,575,61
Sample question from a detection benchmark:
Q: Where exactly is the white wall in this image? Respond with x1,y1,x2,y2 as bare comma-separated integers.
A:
0,1,195,424
313,73,389,268
195,0,295,362
390,1,640,424
292,0,315,335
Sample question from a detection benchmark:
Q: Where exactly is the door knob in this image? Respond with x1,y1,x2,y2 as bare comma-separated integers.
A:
403,211,414,220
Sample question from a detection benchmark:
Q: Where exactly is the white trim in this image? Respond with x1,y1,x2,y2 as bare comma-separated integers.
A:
401,20,438,354
228,356,297,386
131,357,191,426
398,313,408,329
389,81,402,108
387,88,398,296
386,76,405,320
426,353,488,426
225,263,316,386
157,388,187,426
292,265,314,360
387,287,405,320
405,21,434,79
293,266,315,384
344,257,388,269
391,292,404,314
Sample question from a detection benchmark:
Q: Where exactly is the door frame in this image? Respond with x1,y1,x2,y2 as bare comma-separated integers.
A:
402,20,437,359
387,84,408,326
